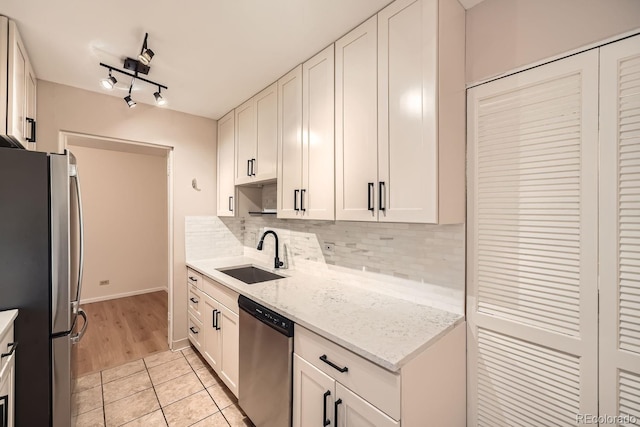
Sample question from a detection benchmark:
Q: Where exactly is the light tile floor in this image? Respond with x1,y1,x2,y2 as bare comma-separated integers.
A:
72,347,254,427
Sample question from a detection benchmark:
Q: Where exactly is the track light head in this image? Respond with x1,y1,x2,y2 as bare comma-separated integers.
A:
101,71,117,90
138,49,154,65
124,95,136,108
153,87,166,106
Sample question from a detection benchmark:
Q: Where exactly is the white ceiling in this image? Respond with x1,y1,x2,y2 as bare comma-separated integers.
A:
2,0,480,120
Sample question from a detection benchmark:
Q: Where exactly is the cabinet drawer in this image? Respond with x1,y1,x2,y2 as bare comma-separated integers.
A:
188,285,203,321
294,325,400,420
187,269,202,290
203,277,239,315
0,324,14,375
188,314,203,351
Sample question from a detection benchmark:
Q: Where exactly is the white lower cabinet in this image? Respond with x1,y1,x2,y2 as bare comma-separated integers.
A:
294,323,466,427
218,304,239,394
202,294,221,372
335,383,398,427
0,311,17,427
186,270,239,397
293,355,398,427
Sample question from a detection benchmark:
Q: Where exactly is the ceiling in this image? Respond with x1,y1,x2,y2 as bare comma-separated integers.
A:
2,0,480,120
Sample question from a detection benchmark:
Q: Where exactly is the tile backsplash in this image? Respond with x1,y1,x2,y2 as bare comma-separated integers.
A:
186,184,465,310
223,216,465,293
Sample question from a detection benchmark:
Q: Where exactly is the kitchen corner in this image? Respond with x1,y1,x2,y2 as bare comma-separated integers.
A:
185,215,466,426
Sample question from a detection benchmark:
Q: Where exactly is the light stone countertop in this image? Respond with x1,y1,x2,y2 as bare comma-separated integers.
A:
187,256,463,373
0,309,18,338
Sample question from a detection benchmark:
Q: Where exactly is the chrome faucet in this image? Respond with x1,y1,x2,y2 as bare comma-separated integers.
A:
257,230,284,269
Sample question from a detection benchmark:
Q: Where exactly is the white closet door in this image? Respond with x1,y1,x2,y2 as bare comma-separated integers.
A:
467,50,599,425
600,34,640,424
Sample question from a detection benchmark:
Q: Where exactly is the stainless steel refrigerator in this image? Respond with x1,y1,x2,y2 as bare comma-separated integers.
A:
0,146,87,426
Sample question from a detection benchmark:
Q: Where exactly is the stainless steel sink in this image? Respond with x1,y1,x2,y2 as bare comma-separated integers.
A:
218,266,285,284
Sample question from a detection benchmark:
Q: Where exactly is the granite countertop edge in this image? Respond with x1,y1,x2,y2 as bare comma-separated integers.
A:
186,257,464,373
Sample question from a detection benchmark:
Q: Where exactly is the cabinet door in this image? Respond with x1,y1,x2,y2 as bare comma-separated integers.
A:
302,45,335,220
218,304,239,397
7,21,28,148
335,17,378,222
599,34,640,423
335,383,398,427
217,111,236,217
202,294,220,371
0,356,15,427
293,354,335,427
235,99,256,185
277,65,303,219
254,83,278,182
25,63,36,150
378,0,438,223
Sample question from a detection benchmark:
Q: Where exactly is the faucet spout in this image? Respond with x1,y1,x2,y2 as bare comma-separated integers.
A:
256,230,284,269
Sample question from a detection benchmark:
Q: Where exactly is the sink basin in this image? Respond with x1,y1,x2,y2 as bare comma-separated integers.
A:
218,266,285,284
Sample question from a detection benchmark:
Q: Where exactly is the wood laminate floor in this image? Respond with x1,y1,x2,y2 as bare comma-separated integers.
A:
75,291,169,376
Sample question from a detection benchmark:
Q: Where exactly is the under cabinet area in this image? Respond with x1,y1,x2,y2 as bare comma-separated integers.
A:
186,269,239,397
1,17,37,150
293,322,466,427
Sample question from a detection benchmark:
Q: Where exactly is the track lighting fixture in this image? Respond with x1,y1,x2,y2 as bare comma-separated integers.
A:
137,33,154,65
153,87,166,106
101,70,117,90
124,82,136,108
99,32,168,108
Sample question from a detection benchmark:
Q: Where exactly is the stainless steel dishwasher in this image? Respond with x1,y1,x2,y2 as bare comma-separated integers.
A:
238,295,294,427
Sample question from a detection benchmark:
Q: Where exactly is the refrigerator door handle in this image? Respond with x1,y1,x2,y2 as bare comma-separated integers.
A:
71,172,85,306
70,308,88,344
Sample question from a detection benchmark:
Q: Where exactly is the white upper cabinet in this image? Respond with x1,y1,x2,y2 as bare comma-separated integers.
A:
235,83,278,185
302,44,335,220
254,83,278,182
217,111,236,217
377,0,464,224
335,17,379,221
277,65,304,219
235,99,256,185
1,18,37,150
277,46,336,220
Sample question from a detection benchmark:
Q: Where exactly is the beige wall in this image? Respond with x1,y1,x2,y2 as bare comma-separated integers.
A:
466,0,640,83
69,144,168,302
37,80,217,347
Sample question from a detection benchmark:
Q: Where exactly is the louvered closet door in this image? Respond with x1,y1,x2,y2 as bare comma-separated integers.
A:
600,34,640,424
467,50,599,426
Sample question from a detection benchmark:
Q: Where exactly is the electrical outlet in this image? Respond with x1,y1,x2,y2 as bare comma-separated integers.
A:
99,280,110,286
324,243,335,253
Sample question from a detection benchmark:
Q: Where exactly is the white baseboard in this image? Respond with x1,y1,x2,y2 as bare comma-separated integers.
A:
80,287,168,304
172,338,190,351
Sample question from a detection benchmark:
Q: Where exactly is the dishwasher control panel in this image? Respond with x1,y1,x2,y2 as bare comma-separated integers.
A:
238,295,294,337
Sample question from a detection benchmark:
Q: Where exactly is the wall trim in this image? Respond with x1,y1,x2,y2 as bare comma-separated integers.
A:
172,338,191,351
80,287,168,304
466,27,640,89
